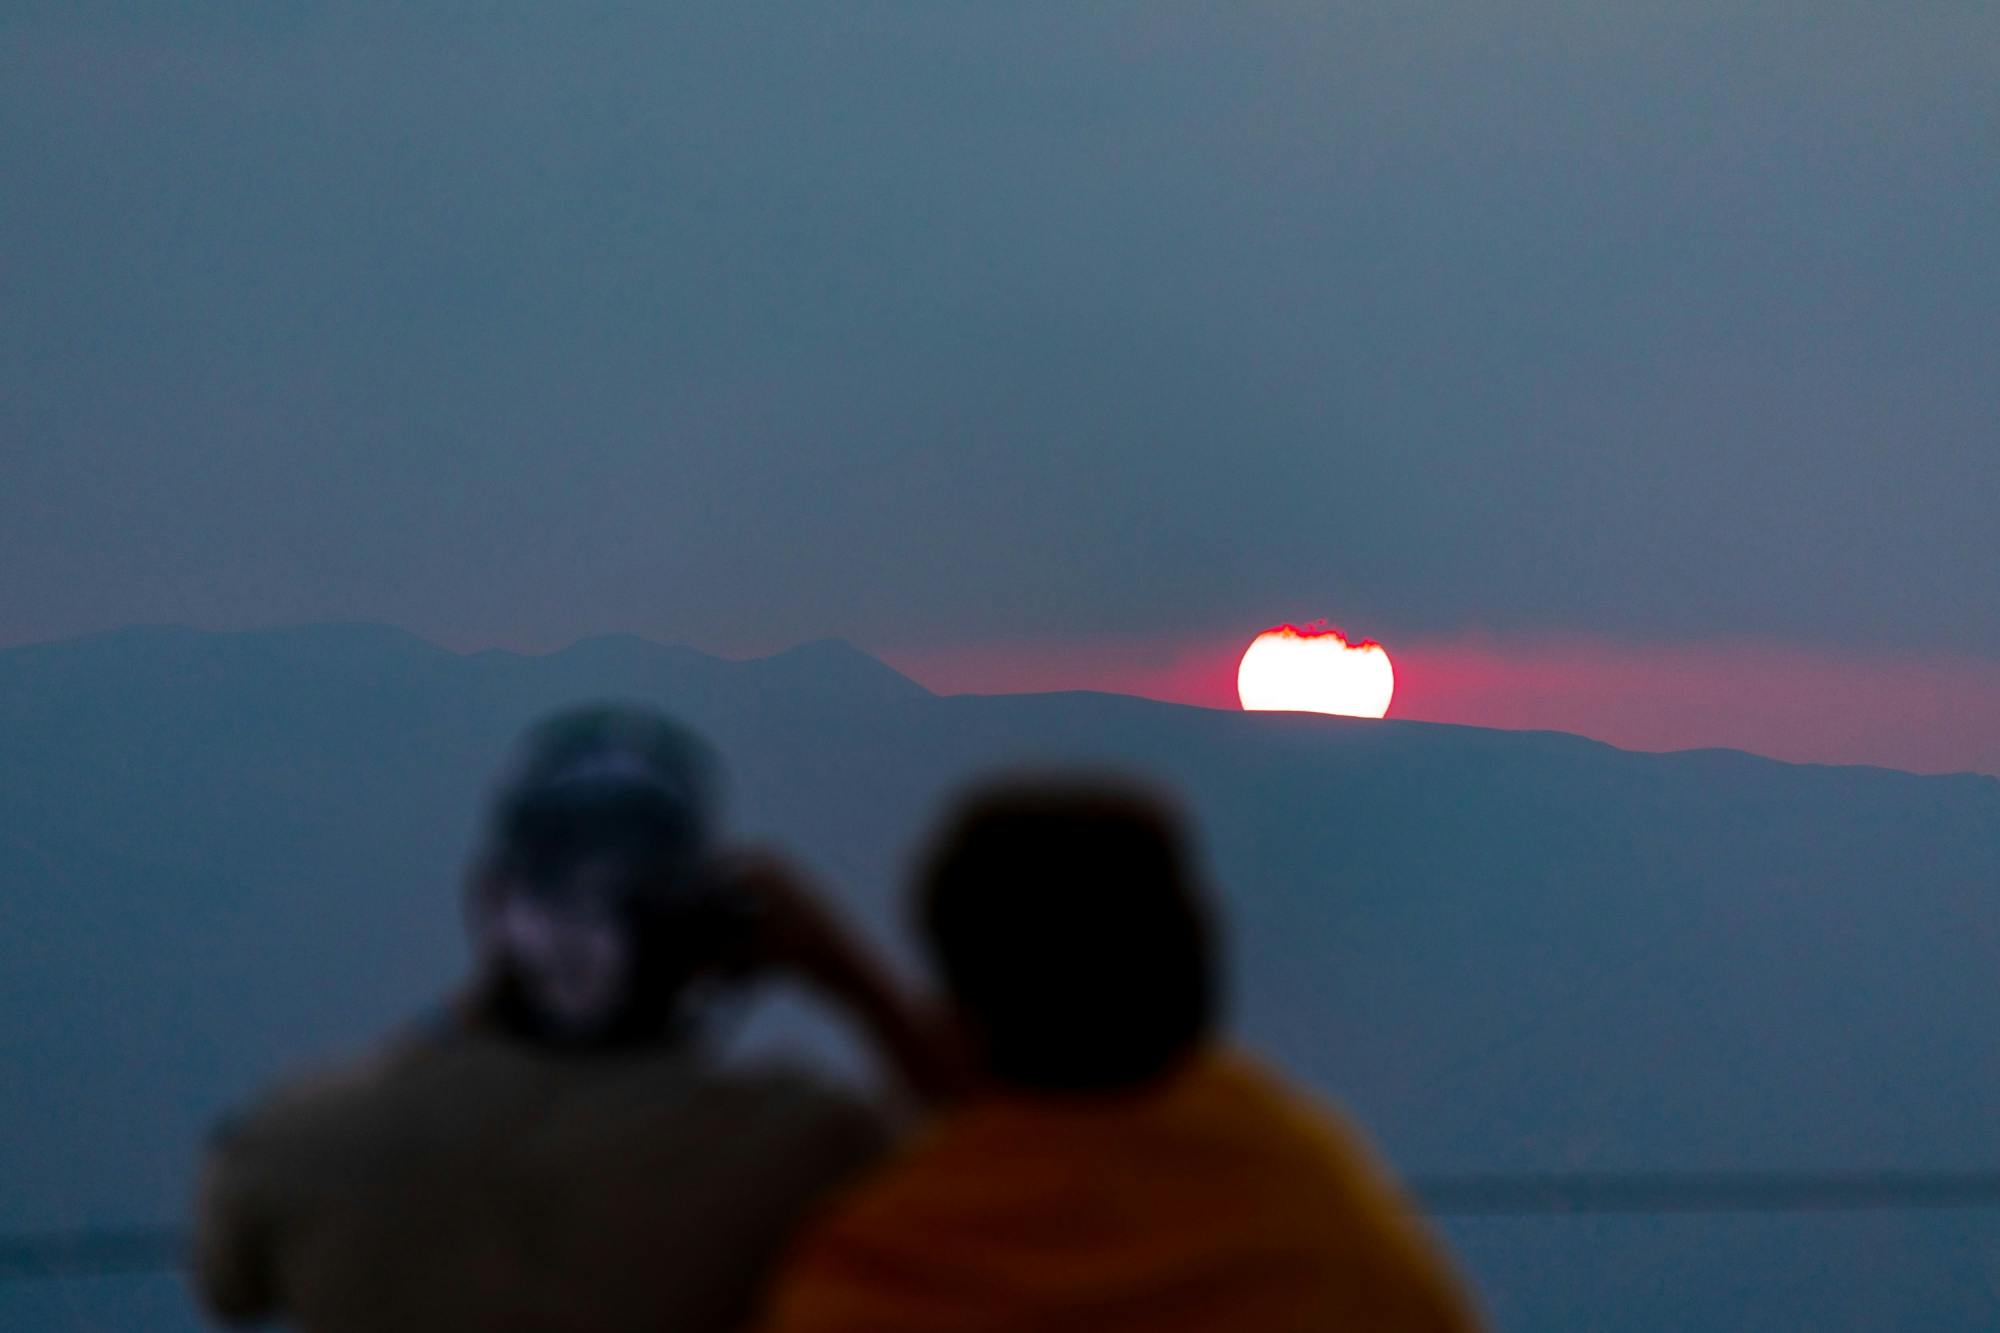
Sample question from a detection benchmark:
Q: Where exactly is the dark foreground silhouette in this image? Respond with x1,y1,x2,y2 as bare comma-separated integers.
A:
759,780,1480,1333
194,707,1476,1331
193,707,927,1333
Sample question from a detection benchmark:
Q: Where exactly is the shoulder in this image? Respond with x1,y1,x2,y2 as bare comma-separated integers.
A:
1185,1049,1419,1205
773,1098,1005,1259
193,1036,433,1306
207,1036,437,1173
1206,1052,1484,1325
1206,1049,1370,1145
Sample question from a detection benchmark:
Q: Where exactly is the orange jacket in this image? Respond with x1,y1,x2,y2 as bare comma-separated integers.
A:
761,1047,1479,1333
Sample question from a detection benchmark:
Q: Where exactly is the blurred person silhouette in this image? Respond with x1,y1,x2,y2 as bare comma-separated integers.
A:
759,778,1481,1333
193,704,948,1333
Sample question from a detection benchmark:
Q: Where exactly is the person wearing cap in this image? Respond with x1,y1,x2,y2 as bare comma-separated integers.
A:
192,705,948,1333
758,778,1481,1333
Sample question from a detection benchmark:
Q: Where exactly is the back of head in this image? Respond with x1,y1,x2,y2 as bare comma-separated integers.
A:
471,704,745,1049
918,778,1219,1092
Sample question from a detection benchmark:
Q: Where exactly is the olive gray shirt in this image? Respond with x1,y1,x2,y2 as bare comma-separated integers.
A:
194,1031,892,1333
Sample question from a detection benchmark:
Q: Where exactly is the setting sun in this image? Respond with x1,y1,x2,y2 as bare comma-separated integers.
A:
1237,624,1395,719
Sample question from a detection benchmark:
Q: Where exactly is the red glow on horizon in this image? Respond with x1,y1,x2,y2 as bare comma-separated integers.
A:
881,633,2000,777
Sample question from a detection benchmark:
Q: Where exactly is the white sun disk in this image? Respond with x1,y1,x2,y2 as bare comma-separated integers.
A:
1237,627,1395,719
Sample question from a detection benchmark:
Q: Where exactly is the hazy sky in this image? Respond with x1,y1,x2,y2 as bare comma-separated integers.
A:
5,4,1997,768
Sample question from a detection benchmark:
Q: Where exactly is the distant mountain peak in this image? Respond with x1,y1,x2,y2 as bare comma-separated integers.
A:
743,638,933,700
549,633,720,669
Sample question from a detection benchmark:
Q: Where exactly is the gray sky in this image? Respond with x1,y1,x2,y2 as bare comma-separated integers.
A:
4,2,1996,661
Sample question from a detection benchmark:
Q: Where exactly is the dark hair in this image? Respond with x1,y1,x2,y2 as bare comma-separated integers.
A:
917,777,1219,1091
493,705,721,888
474,705,752,1047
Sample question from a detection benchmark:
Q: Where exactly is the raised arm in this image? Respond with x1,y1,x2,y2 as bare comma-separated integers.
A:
722,851,970,1106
